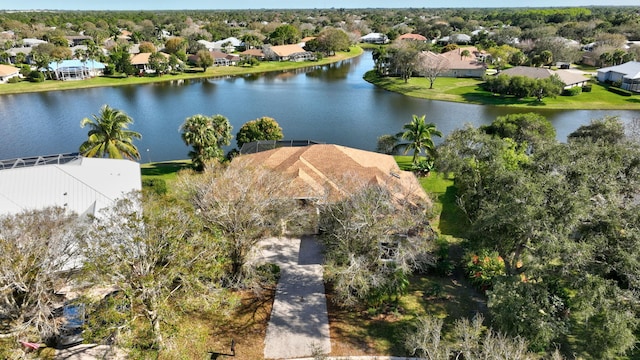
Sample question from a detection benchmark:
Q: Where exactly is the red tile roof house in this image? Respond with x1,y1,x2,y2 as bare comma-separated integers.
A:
232,144,429,205
501,66,590,89
0,64,21,83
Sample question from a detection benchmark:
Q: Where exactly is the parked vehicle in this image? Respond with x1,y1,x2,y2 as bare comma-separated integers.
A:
55,303,85,348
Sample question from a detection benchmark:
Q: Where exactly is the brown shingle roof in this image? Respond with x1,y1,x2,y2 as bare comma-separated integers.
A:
130,52,170,65
439,47,487,70
241,49,265,57
501,66,590,86
501,66,554,79
234,144,428,204
270,44,307,57
398,33,427,41
0,64,20,77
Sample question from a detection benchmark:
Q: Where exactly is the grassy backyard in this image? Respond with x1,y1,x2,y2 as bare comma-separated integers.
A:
365,71,640,110
0,47,363,96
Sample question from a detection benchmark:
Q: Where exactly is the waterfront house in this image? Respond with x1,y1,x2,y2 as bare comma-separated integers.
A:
0,64,21,83
596,61,640,92
501,66,590,89
234,144,427,204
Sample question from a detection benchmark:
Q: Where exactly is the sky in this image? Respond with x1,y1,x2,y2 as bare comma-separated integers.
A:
5,0,640,11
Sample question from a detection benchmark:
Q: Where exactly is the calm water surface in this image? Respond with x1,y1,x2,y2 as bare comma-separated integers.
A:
0,52,637,162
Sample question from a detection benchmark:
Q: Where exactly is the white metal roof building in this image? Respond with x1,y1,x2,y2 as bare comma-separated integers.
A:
0,154,141,217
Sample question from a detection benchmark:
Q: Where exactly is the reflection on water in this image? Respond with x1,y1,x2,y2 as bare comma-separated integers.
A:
0,51,637,162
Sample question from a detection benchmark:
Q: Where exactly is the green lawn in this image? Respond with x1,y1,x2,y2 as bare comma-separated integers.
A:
366,71,640,110
0,47,363,95
140,160,192,181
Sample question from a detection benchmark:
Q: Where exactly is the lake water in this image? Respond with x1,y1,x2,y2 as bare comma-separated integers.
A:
0,52,637,162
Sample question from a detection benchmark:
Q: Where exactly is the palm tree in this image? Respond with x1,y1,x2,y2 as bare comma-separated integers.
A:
397,114,443,165
79,105,142,160
180,114,232,171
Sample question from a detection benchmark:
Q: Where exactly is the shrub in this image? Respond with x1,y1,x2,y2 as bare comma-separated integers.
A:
562,86,582,96
465,250,505,292
103,64,115,75
7,76,20,83
608,86,633,96
141,178,167,195
28,70,44,82
433,238,454,276
582,84,592,92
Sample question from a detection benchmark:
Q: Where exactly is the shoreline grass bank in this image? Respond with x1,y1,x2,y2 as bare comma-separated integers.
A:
0,47,363,96
364,70,640,110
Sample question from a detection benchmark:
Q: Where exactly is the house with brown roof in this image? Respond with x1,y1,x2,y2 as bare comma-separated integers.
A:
501,66,590,89
233,144,428,205
398,33,428,42
210,50,240,66
418,47,487,78
263,44,315,62
0,64,20,83
240,48,265,60
130,52,171,73
439,47,487,78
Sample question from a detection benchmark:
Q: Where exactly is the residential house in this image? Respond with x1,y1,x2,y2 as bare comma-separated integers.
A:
0,154,141,217
439,47,487,78
130,52,170,73
360,32,389,44
0,64,21,83
263,44,315,62
22,38,47,47
397,33,427,42
233,144,428,205
208,51,240,66
47,59,106,80
418,47,487,78
501,66,590,89
65,35,93,47
437,34,472,45
240,48,265,60
198,37,242,52
597,61,640,92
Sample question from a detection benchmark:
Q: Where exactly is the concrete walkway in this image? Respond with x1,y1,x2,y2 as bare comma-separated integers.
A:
255,236,331,359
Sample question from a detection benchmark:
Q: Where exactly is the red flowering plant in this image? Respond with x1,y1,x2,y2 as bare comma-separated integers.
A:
465,250,506,292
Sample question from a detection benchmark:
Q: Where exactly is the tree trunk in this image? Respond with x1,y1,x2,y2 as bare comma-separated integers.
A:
144,294,163,348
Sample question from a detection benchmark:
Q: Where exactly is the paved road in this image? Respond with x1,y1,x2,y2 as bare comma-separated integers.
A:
256,236,331,359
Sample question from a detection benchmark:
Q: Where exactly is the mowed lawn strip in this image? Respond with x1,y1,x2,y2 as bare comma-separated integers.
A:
365,71,640,110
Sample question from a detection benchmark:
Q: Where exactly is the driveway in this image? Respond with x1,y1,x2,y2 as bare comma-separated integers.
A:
255,236,331,359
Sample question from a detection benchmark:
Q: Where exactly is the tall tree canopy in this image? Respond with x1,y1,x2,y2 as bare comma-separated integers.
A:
79,105,142,160
436,117,640,357
235,116,284,149
268,24,300,45
481,112,556,151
